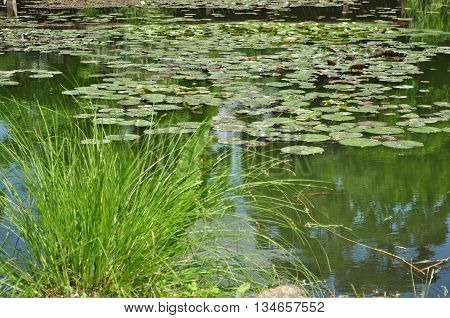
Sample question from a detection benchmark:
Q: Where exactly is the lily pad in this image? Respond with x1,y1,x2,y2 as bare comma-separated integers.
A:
296,134,330,143
105,134,140,141
144,127,195,135
321,114,355,122
357,121,387,127
280,146,325,156
407,127,442,134
329,132,363,141
382,140,424,149
81,139,111,145
92,118,124,125
364,127,404,135
434,102,450,108
143,93,166,104
339,138,382,147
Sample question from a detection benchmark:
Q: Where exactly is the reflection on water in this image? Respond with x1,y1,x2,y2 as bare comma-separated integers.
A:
246,139,449,296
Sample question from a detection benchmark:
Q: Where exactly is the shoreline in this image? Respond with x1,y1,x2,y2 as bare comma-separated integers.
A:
26,0,348,10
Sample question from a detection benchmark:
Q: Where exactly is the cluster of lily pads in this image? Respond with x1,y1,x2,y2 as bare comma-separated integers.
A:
1,17,449,155
0,69,62,86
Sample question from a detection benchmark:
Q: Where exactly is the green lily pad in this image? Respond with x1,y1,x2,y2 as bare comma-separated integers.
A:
364,127,404,135
81,139,111,145
217,137,248,145
329,132,363,141
280,146,325,156
339,138,382,147
74,114,94,119
105,134,140,141
434,102,450,108
321,114,355,122
144,127,196,135
382,140,424,149
177,122,201,129
142,93,166,103
29,73,54,79
92,118,124,125
134,119,153,127
151,104,183,111
407,127,442,134
118,98,141,106
0,80,20,86
296,134,331,143
357,121,387,127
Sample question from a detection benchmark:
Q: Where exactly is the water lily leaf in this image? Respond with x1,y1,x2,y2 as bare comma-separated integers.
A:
29,73,54,79
105,134,140,141
74,114,94,119
0,81,20,86
357,121,387,127
142,93,166,103
144,127,195,135
407,127,442,134
151,104,183,111
280,145,325,156
434,102,450,108
339,138,382,147
81,139,111,145
177,122,202,130
118,98,141,106
217,137,248,145
297,134,330,143
321,114,355,122
364,127,404,135
382,140,424,149
329,132,363,140
92,118,124,125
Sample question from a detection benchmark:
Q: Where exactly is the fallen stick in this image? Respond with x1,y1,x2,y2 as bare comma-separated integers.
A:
419,258,449,272
305,209,427,275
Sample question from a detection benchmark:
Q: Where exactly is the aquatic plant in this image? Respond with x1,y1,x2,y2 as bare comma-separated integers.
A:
0,107,318,297
405,0,448,32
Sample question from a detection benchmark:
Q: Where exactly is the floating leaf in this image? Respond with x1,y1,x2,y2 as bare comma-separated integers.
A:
92,118,124,125
297,134,330,143
105,134,140,141
364,127,404,135
339,138,382,147
382,140,424,149
407,127,442,134
329,132,363,141
280,146,325,156
321,114,355,122
81,139,111,145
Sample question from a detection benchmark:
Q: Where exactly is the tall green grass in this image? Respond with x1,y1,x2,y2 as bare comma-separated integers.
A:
405,0,448,32
0,107,319,297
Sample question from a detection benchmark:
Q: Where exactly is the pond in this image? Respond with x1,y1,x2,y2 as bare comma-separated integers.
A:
0,0,449,297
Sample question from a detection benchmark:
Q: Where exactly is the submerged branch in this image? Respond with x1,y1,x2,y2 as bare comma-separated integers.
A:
305,209,448,276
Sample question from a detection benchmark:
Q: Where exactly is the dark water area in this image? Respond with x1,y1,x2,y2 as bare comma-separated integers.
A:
0,0,449,297
0,0,416,24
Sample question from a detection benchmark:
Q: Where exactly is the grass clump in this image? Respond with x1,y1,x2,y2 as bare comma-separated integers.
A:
0,108,318,297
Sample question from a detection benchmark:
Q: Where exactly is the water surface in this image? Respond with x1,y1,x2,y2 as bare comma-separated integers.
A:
0,0,449,297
